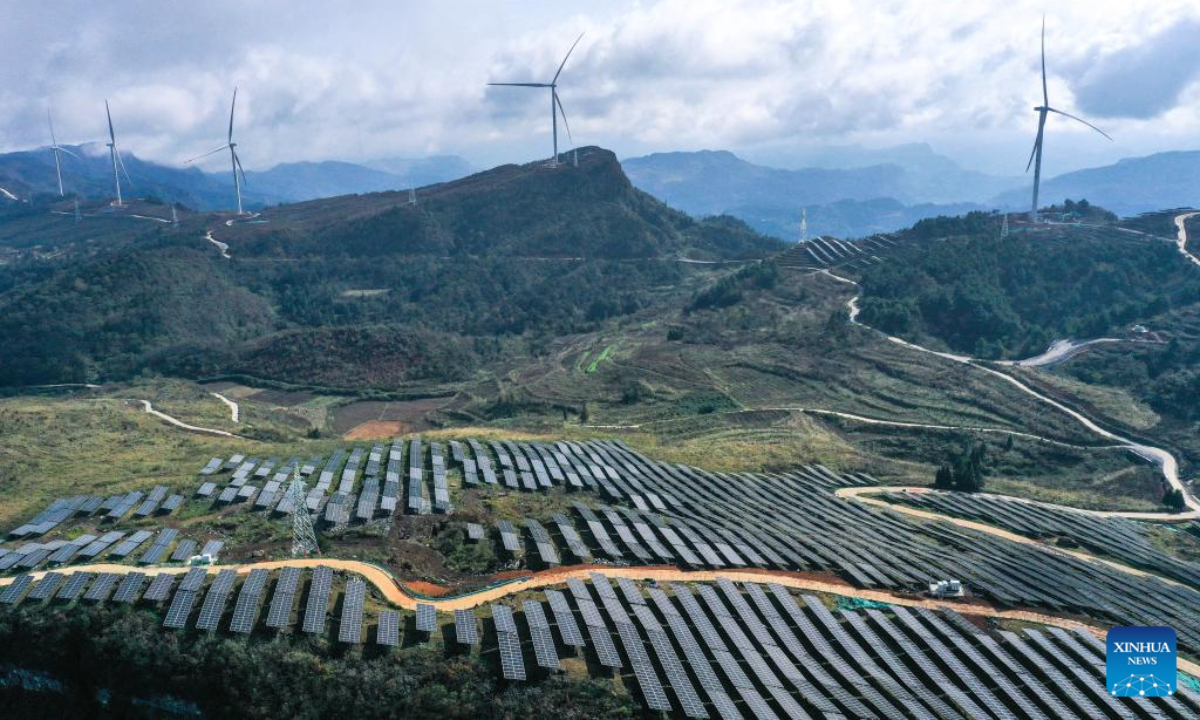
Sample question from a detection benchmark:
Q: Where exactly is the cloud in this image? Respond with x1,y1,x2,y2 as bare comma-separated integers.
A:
1072,18,1200,119
1,0,1198,173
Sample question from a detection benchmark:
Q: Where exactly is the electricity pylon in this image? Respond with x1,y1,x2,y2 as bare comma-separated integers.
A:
287,467,319,556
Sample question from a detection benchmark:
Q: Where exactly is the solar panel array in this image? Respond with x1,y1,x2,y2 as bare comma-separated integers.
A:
196,569,238,631
454,608,478,645
265,567,303,628
415,603,437,633
0,574,32,604
302,566,333,634
523,600,560,671
83,572,120,602
338,578,365,644
143,573,176,602
492,603,526,681
230,569,269,634
26,572,65,601
377,609,400,647
113,572,147,604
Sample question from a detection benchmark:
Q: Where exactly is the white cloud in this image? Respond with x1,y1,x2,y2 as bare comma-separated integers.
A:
2,0,1198,174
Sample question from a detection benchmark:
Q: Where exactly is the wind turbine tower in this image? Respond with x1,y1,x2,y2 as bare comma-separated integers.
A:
186,88,248,214
104,101,131,207
488,33,583,165
1026,18,1111,222
800,208,808,242
47,110,79,197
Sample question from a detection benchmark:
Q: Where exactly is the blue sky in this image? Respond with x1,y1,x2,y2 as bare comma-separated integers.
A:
2,0,1198,175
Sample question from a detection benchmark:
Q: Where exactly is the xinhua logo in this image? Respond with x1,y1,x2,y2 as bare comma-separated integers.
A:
1107,626,1176,697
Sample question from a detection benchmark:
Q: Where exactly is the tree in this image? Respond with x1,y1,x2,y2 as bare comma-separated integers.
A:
934,465,954,490
1164,488,1186,511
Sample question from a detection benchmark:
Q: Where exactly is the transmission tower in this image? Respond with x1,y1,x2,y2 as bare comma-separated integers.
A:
800,207,808,242
287,467,319,556
1000,212,1010,238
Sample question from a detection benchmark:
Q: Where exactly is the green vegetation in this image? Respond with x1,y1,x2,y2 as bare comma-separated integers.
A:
0,603,635,719
933,442,987,493
857,211,1200,359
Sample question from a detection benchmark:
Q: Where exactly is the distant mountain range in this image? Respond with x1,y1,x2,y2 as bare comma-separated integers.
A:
622,147,1200,238
0,145,475,211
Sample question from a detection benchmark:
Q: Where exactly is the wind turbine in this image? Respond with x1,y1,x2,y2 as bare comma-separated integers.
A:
488,32,583,165
186,88,248,214
47,109,79,197
105,100,132,207
1026,18,1111,222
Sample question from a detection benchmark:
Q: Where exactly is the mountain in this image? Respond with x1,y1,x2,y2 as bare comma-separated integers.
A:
241,161,410,203
993,150,1200,216
0,146,782,388
0,144,281,210
621,149,1018,239
0,145,475,211
363,155,477,187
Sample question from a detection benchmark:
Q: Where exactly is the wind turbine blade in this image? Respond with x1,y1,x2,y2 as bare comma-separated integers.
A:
234,150,248,188
552,32,584,84
117,152,133,187
106,100,116,143
554,90,572,145
1046,107,1113,140
228,87,238,143
1025,123,1044,173
487,82,551,87
57,146,81,160
185,144,233,164
1040,16,1048,106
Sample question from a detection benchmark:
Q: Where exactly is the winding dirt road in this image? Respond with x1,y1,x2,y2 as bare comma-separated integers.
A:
827,256,1198,515
6,556,1197,676
1176,211,1200,267
211,392,239,423
133,399,240,439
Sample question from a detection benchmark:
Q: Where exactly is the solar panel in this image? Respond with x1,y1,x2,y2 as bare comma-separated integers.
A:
491,603,517,633
377,609,401,647
497,630,526,681
301,566,333,634
179,567,208,592
143,573,176,602
544,589,585,647
83,572,120,602
0,573,33,602
455,608,479,645
200,540,225,559
113,572,147,604
169,539,199,563
416,603,437,633
163,590,199,629
616,621,672,712
338,578,365,644
230,569,269,634
26,572,65,601
195,569,237,631
265,567,302,628
466,523,484,541
524,600,560,670
56,572,93,601
108,530,154,558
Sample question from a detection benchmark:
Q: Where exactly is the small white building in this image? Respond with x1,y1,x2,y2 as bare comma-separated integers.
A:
188,553,215,566
929,579,964,598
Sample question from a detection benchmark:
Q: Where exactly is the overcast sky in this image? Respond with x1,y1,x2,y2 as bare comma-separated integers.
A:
2,0,1198,176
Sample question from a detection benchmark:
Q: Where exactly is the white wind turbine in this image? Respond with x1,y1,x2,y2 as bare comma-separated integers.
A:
47,109,79,197
488,33,583,165
186,88,248,214
1026,18,1111,222
105,100,132,207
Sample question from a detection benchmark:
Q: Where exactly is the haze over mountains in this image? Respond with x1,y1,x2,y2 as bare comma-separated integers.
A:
3,138,1200,239
0,145,475,211
622,145,1200,238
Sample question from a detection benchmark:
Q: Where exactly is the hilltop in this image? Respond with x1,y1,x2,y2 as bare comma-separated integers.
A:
0,147,782,388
